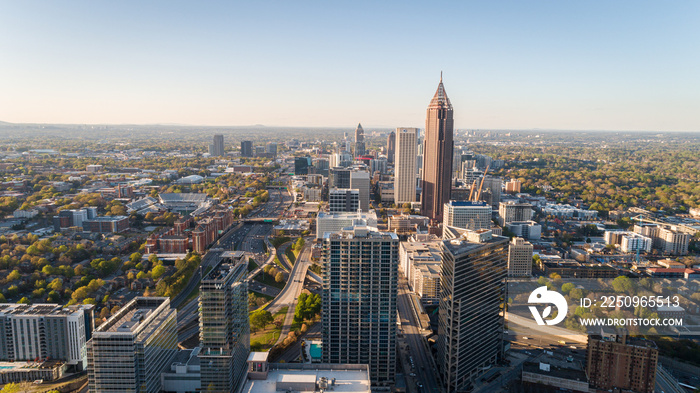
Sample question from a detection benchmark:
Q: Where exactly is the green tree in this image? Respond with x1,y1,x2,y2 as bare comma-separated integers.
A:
275,272,284,283
250,309,273,332
151,265,166,280
17,297,30,304
7,270,21,281
47,290,61,303
48,278,63,291
561,283,575,294
0,382,21,393
72,286,91,301
569,288,584,299
612,276,635,293
294,237,305,251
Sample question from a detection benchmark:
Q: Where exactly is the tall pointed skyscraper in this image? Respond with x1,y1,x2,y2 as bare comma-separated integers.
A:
354,123,366,157
421,74,454,222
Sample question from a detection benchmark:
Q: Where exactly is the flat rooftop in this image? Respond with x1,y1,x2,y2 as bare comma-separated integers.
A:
222,250,246,259
240,364,370,393
447,200,489,207
0,360,64,371
96,297,172,340
105,307,154,333
159,193,208,203
522,362,587,382
203,260,244,282
317,211,378,220
0,303,91,317
442,235,507,255
324,226,397,241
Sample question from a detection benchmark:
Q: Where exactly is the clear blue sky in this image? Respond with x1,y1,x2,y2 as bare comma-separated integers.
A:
1,1,699,131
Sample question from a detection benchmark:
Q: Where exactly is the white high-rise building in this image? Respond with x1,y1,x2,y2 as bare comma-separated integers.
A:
498,201,534,225
0,304,94,369
321,225,398,386
394,127,418,204
443,201,492,232
316,211,378,238
620,233,653,253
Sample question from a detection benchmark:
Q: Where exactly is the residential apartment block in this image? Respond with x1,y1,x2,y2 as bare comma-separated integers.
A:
321,226,398,387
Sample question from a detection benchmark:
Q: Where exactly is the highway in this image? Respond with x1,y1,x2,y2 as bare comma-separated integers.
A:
504,312,588,344
266,244,311,347
397,277,441,393
265,243,311,315
275,241,294,271
175,178,294,343
171,247,225,309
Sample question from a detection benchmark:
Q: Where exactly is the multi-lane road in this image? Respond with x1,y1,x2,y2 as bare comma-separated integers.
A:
175,182,294,341
265,243,311,315
397,278,441,393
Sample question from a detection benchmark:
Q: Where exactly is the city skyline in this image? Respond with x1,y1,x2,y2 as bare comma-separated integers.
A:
1,2,699,131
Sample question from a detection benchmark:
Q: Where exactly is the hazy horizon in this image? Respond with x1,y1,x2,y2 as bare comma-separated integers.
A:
1,119,699,134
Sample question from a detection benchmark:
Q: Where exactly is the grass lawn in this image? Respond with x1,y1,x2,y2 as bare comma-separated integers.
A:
247,258,259,272
251,291,274,302
308,263,322,275
285,246,296,265
270,236,291,248
249,307,289,352
253,271,286,289
290,316,318,334
250,327,281,352
273,256,288,272
275,306,289,318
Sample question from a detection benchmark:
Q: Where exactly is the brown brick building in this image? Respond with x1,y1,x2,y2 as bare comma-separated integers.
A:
586,329,657,393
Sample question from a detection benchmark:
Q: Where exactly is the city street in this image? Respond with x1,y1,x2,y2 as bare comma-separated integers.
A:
397,278,441,393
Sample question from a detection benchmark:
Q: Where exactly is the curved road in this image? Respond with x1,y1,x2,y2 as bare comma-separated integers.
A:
265,245,311,346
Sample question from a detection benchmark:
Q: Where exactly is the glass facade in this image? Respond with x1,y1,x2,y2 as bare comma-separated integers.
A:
321,227,398,387
87,297,177,393
438,237,508,393
198,258,250,393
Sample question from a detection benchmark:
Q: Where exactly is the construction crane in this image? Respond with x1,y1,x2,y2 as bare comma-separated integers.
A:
467,179,478,201
475,164,490,202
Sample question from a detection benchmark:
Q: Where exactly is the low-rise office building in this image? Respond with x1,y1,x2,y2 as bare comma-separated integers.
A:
399,238,442,304
506,220,541,240
243,352,370,393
